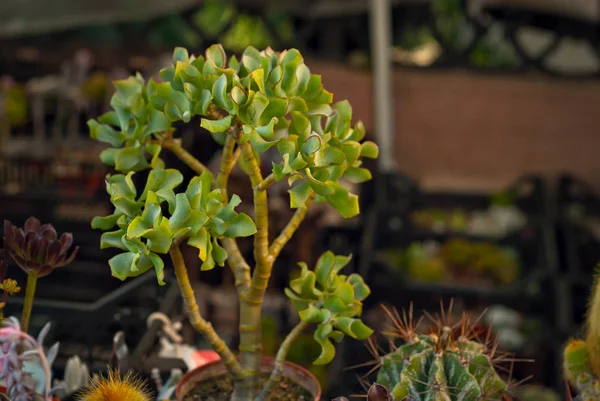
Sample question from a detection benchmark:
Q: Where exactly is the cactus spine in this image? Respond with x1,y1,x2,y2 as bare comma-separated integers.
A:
564,271,600,400
374,305,509,401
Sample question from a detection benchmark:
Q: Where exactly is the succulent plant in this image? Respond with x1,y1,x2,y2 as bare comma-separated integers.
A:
3,217,78,332
88,44,377,399
3,217,79,278
366,304,511,401
0,317,59,401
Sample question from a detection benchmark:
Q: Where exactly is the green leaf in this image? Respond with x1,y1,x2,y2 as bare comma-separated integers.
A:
211,237,227,267
242,47,262,72
144,217,173,254
289,268,321,300
255,118,277,140
305,169,334,196
299,305,326,324
323,295,352,314
301,135,321,156
347,274,370,301
231,86,247,107
285,288,310,311
100,230,127,250
320,147,346,166
333,255,352,273
303,75,324,100
160,67,175,84
360,141,379,159
246,91,269,125
251,69,265,93
326,184,360,219
112,196,142,218
244,125,277,153
148,252,166,285
224,213,257,238
294,64,311,96
206,44,226,68
288,180,313,208
115,147,147,172
315,251,335,288
197,89,214,115
169,193,193,232
164,101,183,121
127,216,151,238
188,228,210,262
333,318,373,340
173,47,189,64
314,325,336,365
91,214,120,230
212,74,233,111
272,155,292,182
201,115,233,134
99,148,119,166
334,282,354,304
260,98,288,125
145,109,170,136
98,111,120,126
343,167,372,184
88,120,126,147
289,111,311,138
109,252,139,281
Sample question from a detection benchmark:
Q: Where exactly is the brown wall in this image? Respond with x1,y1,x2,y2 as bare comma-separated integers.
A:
311,60,600,191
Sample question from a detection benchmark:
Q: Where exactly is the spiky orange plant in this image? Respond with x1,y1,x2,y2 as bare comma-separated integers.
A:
76,368,151,401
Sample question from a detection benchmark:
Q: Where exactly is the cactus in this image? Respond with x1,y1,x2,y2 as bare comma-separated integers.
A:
370,304,510,401
564,270,600,400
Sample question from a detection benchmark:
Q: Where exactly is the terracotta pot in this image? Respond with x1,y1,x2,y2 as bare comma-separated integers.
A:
176,357,322,401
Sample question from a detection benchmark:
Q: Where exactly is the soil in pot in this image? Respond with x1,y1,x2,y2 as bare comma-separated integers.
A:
182,373,313,401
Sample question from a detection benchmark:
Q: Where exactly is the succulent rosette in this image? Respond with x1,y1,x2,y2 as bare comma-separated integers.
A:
3,217,79,277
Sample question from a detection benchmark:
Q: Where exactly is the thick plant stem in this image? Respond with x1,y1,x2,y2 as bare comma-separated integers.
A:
587,272,600,377
169,246,246,380
257,321,308,401
21,272,38,333
218,134,251,295
234,141,271,398
269,191,315,259
162,139,208,175
256,174,275,191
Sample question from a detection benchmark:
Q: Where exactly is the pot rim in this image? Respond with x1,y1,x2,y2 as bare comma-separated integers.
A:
175,356,322,401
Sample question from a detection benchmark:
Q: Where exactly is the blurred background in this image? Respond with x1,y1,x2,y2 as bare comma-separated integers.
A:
2,0,600,400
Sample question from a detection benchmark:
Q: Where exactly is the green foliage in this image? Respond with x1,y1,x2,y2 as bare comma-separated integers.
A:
88,44,378,220
91,169,256,283
376,320,507,401
285,251,372,365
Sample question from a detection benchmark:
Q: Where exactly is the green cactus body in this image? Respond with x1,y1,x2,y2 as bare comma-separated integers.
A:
376,330,505,401
564,272,600,400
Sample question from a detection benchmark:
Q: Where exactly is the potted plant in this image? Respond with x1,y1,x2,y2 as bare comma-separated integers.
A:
352,304,521,401
564,271,600,400
88,44,379,400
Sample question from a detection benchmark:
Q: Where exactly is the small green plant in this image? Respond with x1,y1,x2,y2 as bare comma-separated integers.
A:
564,270,600,400
88,44,378,399
365,304,512,401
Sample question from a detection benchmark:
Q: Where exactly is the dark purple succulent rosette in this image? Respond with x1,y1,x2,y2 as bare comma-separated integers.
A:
3,217,79,278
